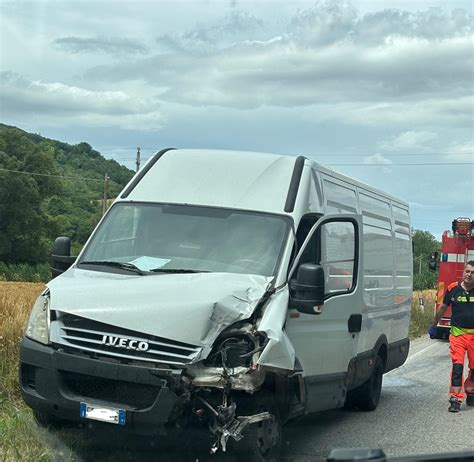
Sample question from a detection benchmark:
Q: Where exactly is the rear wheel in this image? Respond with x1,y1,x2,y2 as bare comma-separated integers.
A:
466,395,474,407
345,355,383,411
237,393,282,462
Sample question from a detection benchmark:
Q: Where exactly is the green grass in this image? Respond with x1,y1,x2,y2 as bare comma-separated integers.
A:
0,389,52,462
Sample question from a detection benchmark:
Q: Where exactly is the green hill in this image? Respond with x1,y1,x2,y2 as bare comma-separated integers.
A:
0,124,135,268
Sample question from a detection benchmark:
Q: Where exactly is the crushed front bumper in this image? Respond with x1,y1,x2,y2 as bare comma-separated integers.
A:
19,337,179,432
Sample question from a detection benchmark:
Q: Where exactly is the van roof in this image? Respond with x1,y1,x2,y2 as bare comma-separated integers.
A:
122,149,300,214
119,148,408,213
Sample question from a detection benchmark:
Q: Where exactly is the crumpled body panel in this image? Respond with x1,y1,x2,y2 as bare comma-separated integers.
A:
48,268,273,349
257,288,295,371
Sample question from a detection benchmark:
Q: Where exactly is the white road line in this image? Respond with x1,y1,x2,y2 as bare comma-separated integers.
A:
404,342,440,365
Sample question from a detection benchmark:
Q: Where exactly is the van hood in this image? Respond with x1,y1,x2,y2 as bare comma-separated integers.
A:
47,268,273,347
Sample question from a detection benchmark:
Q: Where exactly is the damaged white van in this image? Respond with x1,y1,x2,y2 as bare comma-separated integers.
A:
20,149,412,460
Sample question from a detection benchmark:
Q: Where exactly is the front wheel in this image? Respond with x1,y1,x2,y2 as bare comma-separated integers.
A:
237,393,282,462
345,355,383,411
33,410,66,429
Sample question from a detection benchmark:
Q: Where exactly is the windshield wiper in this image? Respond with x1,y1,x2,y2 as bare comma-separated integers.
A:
149,268,209,274
80,260,146,275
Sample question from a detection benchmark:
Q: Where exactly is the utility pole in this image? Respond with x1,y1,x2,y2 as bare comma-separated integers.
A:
414,254,423,274
136,147,141,172
102,173,109,215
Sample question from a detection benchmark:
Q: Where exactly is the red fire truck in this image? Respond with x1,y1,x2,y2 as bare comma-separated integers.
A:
430,218,474,339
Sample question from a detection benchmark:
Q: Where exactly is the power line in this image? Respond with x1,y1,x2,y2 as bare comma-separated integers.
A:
326,162,474,166
315,152,473,157
0,167,103,182
1,162,473,183
109,151,473,159
96,147,157,151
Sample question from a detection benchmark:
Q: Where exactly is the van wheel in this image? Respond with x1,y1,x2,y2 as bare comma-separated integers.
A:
345,356,383,412
237,393,282,462
33,410,65,429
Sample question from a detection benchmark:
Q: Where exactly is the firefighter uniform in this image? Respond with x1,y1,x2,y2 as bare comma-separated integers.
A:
443,281,474,401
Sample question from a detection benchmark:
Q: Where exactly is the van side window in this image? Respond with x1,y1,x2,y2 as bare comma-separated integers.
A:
321,221,355,294
298,221,356,295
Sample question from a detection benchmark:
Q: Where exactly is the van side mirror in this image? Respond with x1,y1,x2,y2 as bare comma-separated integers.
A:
428,251,438,272
51,237,76,279
290,263,325,315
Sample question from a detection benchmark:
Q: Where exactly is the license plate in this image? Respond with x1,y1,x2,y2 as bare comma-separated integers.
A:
80,402,126,425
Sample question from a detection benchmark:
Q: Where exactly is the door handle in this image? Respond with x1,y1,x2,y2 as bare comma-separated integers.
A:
348,314,362,333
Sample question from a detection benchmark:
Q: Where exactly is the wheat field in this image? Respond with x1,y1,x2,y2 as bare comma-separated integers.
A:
0,282,45,392
0,282,49,461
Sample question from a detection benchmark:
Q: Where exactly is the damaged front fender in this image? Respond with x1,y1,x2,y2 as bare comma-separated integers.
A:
199,276,273,358
257,287,296,371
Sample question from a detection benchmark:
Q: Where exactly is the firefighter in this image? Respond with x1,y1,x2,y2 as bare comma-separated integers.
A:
429,261,474,412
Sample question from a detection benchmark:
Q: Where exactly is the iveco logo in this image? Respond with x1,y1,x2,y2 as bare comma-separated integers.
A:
101,335,149,351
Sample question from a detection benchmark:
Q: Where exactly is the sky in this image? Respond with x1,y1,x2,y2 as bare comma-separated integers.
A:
0,0,472,238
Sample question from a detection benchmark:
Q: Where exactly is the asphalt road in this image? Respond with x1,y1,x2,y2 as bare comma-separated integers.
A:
38,336,474,462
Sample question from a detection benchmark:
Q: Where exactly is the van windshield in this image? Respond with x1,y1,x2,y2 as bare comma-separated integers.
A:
79,203,290,277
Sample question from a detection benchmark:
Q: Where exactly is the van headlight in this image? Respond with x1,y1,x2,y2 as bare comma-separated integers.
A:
25,293,50,344
205,334,259,369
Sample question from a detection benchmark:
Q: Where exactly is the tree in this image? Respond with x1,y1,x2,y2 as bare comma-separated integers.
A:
0,130,61,263
412,229,440,290
0,124,134,265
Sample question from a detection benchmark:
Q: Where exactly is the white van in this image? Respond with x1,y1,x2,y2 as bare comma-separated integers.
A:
20,149,412,460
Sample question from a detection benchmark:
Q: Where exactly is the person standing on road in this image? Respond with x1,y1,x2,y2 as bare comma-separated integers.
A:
429,261,474,412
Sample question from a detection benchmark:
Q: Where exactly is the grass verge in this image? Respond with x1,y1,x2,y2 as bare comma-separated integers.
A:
0,281,52,461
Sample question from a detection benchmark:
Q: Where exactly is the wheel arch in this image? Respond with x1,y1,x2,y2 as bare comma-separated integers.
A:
372,334,388,371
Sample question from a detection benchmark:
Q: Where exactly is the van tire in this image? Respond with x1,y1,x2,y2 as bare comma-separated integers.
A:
33,410,65,429
345,355,383,411
237,393,282,462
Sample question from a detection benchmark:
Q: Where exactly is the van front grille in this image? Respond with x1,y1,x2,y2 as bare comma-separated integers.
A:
51,312,201,367
61,371,159,409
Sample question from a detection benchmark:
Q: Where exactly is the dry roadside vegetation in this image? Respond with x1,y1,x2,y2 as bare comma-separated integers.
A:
0,282,437,461
0,281,51,461
410,289,436,338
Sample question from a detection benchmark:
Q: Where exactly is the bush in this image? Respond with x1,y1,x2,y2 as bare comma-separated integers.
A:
413,272,438,291
0,262,50,283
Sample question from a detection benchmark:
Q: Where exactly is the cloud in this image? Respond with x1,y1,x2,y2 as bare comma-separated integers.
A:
364,153,392,165
288,1,472,46
82,3,472,117
288,0,358,46
156,10,265,53
0,71,164,130
53,36,149,55
379,131,439,152
444,141,474,162
363,153,392,174
322,96,473,128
